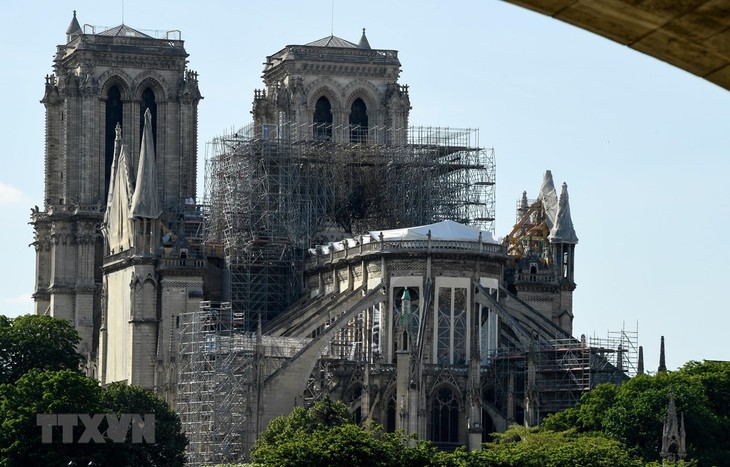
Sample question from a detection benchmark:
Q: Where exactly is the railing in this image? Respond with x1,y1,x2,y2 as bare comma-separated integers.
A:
305,238,506,269
159,257,206,269
103,251,205,269
514,271,559,284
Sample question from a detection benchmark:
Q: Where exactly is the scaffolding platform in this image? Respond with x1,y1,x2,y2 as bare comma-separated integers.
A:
203,122,496,331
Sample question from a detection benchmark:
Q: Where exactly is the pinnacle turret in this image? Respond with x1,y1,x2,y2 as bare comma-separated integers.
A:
658,336,667,373
66,10,82,42
548,182,578,244
358,28,371,49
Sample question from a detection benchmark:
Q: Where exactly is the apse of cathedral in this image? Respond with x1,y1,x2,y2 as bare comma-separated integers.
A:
32,14,628,464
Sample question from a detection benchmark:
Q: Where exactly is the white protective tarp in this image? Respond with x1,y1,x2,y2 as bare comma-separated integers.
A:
370,219,497,243
311,220,498,255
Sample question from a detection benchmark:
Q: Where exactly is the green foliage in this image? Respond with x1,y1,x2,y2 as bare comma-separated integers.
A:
0,369,105,466
251,398,436,467
250,362,730,466
542,383,618,432
0,315,83,384
469,425,644,467
0,314,188,466
101,382,188,467
0,371,187,466
542,361,730,465
251,399,647,467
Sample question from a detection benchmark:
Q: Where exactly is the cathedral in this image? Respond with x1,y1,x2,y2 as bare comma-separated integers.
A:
32,13,628,464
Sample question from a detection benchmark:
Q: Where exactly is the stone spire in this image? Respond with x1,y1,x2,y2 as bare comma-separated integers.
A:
130,109,162,219
658,336,667,373
548,182,578,244
66,10,82,42
660,389,687,462
637,345,644,375
358,28,371,49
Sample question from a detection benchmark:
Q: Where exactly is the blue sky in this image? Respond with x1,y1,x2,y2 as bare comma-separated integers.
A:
1,1,728,372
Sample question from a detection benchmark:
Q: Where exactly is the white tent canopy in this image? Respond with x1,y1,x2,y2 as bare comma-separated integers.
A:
371,220,497,243
312,220,498,255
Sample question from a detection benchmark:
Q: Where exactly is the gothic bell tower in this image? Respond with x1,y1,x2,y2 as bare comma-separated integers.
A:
251,29,411,145
31,11,202,369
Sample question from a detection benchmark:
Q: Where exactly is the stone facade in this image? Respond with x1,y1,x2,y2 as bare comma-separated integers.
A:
32,13,204,395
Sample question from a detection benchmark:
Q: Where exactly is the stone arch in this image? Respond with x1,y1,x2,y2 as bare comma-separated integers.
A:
305,77,344,111
98,70,133,100
130,273,157,321
343,80,381,116
141,273,157,287
133,71,169,101
428,379,463,401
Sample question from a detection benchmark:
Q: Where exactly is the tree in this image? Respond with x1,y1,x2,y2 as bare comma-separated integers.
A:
0,369,105,466
542,361,730,465
469,425,646,467
100,382,187,467
0,314,188,466
0,315,82,384
0,370,188,467
251,398,437,467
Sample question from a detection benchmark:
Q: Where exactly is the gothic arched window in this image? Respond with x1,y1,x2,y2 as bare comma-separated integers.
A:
140,87,157,151
105,85,123,198
436,286,468,364
349,98,368,143
313,96,333,141
432,387,459,444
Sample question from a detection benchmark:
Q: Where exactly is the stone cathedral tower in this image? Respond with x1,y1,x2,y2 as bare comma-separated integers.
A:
31,12,202,380
251,29,411,145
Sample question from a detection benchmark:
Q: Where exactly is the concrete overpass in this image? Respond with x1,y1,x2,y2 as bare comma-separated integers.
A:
505,0,730,90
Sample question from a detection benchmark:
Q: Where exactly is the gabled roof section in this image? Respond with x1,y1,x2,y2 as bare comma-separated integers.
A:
548,182,578,244
305,35,358,48
99,24,153,39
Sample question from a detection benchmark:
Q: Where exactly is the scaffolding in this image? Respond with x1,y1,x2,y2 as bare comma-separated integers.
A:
203,122,495,331
589,323,640,379
533,338,591,414
485,330,635,423
178,301,310,466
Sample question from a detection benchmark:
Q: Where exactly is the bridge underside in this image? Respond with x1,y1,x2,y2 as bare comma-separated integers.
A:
506,0,730,91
